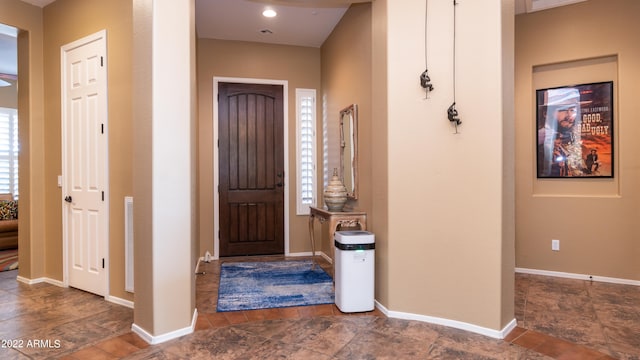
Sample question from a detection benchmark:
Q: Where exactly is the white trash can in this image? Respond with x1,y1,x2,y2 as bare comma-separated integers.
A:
334,230,375,312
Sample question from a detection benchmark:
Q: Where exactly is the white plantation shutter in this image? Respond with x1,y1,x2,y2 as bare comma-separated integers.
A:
0,108,18,199
296,89,316,214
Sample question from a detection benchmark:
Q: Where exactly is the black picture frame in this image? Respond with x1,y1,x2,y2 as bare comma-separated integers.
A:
536,81,613,178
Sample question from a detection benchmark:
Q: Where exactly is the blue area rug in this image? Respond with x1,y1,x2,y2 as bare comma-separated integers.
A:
217,260,334,312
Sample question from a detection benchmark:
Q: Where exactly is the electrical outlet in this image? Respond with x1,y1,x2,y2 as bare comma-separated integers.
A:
552,239,560,251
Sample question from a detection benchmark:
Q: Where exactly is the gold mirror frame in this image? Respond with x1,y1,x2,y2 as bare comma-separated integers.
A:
339,104,358,200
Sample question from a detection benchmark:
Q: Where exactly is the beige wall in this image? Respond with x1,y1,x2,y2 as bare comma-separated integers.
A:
370,0,390,311
320,3,372,255
500,0,516,329
42,0,133,300
378,0,514,331
0,80,17,108
197,39,321,257
515,0,640,280
131,0,154,334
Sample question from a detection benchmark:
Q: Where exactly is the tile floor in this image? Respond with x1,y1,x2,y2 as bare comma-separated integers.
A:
0,256,637,359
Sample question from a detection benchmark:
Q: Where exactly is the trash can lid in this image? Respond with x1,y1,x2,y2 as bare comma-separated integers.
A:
336,230,372,236
335,230,374,245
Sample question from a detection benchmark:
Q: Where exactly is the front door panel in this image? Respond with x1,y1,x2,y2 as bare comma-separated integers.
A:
218,83,284,256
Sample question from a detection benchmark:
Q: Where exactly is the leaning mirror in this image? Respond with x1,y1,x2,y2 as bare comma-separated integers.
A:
340,104,358,200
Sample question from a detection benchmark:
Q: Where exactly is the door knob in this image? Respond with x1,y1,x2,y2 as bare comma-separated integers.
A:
64,196,72,203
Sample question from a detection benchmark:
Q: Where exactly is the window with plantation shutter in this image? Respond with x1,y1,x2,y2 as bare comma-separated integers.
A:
0,108,18,199
296,89,316,214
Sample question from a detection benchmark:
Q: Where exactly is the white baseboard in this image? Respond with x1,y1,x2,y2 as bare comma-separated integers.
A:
16,276,41,285
286,251,333,264
368,268,639,339
515,267,640,286
16,276,66,287
375,301,518,340
287,251,313,257
106,295,134,309
318,251,333,264
132,308,197,345
17,276,136,309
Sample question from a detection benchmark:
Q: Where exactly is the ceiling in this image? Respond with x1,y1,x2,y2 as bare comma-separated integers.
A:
195,0,354,47
515,0,587,14
195,0,585,46
18,0,359,47
0,24,17,78
18,0,55,7
0,0,588,79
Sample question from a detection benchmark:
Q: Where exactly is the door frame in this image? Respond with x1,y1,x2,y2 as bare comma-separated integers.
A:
213,77,289,259
60,30,110,296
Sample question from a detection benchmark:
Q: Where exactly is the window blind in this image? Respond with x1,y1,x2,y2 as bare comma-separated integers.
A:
296,89,316,214
0,108,19,199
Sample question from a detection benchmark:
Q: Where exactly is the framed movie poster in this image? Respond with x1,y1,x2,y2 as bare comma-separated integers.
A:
536,81,613,178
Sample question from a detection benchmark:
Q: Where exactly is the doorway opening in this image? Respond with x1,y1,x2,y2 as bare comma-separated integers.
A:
0,23,20,273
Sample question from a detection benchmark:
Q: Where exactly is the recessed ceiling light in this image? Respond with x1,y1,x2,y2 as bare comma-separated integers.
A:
262,9,277,18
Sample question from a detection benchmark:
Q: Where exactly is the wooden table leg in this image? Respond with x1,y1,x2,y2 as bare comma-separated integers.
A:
308,214,316,268
329,219,337,265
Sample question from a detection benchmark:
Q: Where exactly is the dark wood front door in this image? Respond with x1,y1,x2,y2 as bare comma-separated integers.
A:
218,82,285,256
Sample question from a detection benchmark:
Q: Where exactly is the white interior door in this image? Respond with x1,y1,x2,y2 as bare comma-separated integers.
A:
61,30,108,296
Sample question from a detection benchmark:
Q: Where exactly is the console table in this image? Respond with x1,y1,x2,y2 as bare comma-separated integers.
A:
308,206,367,267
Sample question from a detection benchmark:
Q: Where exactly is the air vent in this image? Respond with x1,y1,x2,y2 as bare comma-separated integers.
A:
125,196,134,293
